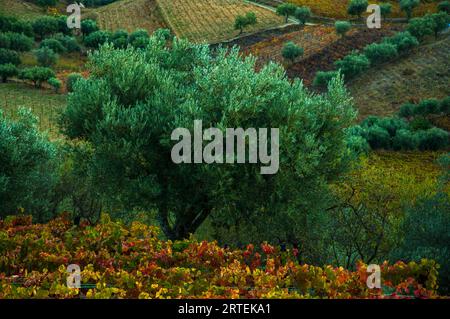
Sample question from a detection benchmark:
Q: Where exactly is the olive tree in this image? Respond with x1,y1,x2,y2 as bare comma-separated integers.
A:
61,31,356,241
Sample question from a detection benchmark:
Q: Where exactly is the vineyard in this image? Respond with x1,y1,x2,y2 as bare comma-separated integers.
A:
287,0,439,19
85,0,168,34
0,215,441,299
156,0,285,43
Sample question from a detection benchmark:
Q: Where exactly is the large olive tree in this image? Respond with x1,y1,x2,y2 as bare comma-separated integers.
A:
61,30,356,240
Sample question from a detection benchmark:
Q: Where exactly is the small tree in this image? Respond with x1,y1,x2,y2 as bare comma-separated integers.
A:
363,42,398,65
84,30,112,48
335,21,351,38
34,47,58,67
438,1,450,14
0,63,18,82
294,6,311,25
313,70,339,88
276,3,298,23
32,16,59,38
379,3,392,21
0,48,20,65
6,32,33,52
383,31,419,52
40,38,67,54
334,52,370,79
234,12,257,35
19,66,55,88
281,41,303,63
400,0,420,21
81,19,99,36
407,16,435,41
347,0,369,20
48,77,61,93
429,12,450,39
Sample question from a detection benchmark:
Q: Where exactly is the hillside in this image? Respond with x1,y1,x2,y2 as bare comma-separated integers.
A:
0,0,44,19
157,0,285,43
348,35,450,120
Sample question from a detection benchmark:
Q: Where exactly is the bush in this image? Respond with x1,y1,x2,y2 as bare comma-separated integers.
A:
438,1,450,13
334,52,370,80
407,16,435,40
377,117,408,136
363,42,398,65
383,31,419,52
392,129,418,150
410,116,432,131
234,12,257,34
294,6,311,25
0,63,18,82
281,41,303,63
40,38,66,54
48,77,61,93
84,30,112,48
398,102,415,117
276,3,298,23
32,16,59,38
66,73,83,92
53,34,81,52
345,134,370,155
416,128,449,150
440,96,450,114
1,32,34,52
379,3,392,20
366,125,391,149
415,99,441,116
0,108,57,220
0,48,20,65
0,15,33,36
313,70,339,88
81,19,99,36
400,0,420,20
19,66,55,87
34,47,58,67
36,0,57,6
428,12,450,38
335,21,351,37
347,0,368,19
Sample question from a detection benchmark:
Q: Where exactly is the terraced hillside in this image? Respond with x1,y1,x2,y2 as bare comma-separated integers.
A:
0,0,44,19
157,0,285,43
86,0,168,33
288,0,438,19
348,35,450,120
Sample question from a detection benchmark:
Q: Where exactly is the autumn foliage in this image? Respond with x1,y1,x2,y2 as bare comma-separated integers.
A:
0,214,441,299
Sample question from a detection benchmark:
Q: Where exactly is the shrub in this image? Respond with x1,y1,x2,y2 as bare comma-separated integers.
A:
348,0,369,19
345,134,370,155
313,71,339,88
48,77,61,93
234,12,257,34
363,42,398,65
383,31,419,52
335,21,351,37
400,0,420,20
334,52,370,80
414,99,441,116
0,108,57,219
276,3,298,23
0,33,10,49
294,6,311,25
36,0,57,6
32,16,59,38
440,96,450,114
0,63,18,82
19,66,55,87
53,34,81,52
81,19,98,36
429,12,450,38
0,15,33,36
84,30,112,48
34,47,58,67
366,125,391,149
3,32,33,52
407,16,435,40
128,29,150,44
398,102,416,118
377,117,408,136
40,38,66,54
281,41,303,63
66,73,83,92
416,128,449,150
392,129,418,150
379,3,393,20
438,1,450,13
410,116,433,131
0,48,20,65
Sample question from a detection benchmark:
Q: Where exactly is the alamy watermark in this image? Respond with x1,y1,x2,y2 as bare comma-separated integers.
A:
367,4,382,29
67,264,81,288
66,2,85,30
171,120,279,175
366,264,381,289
